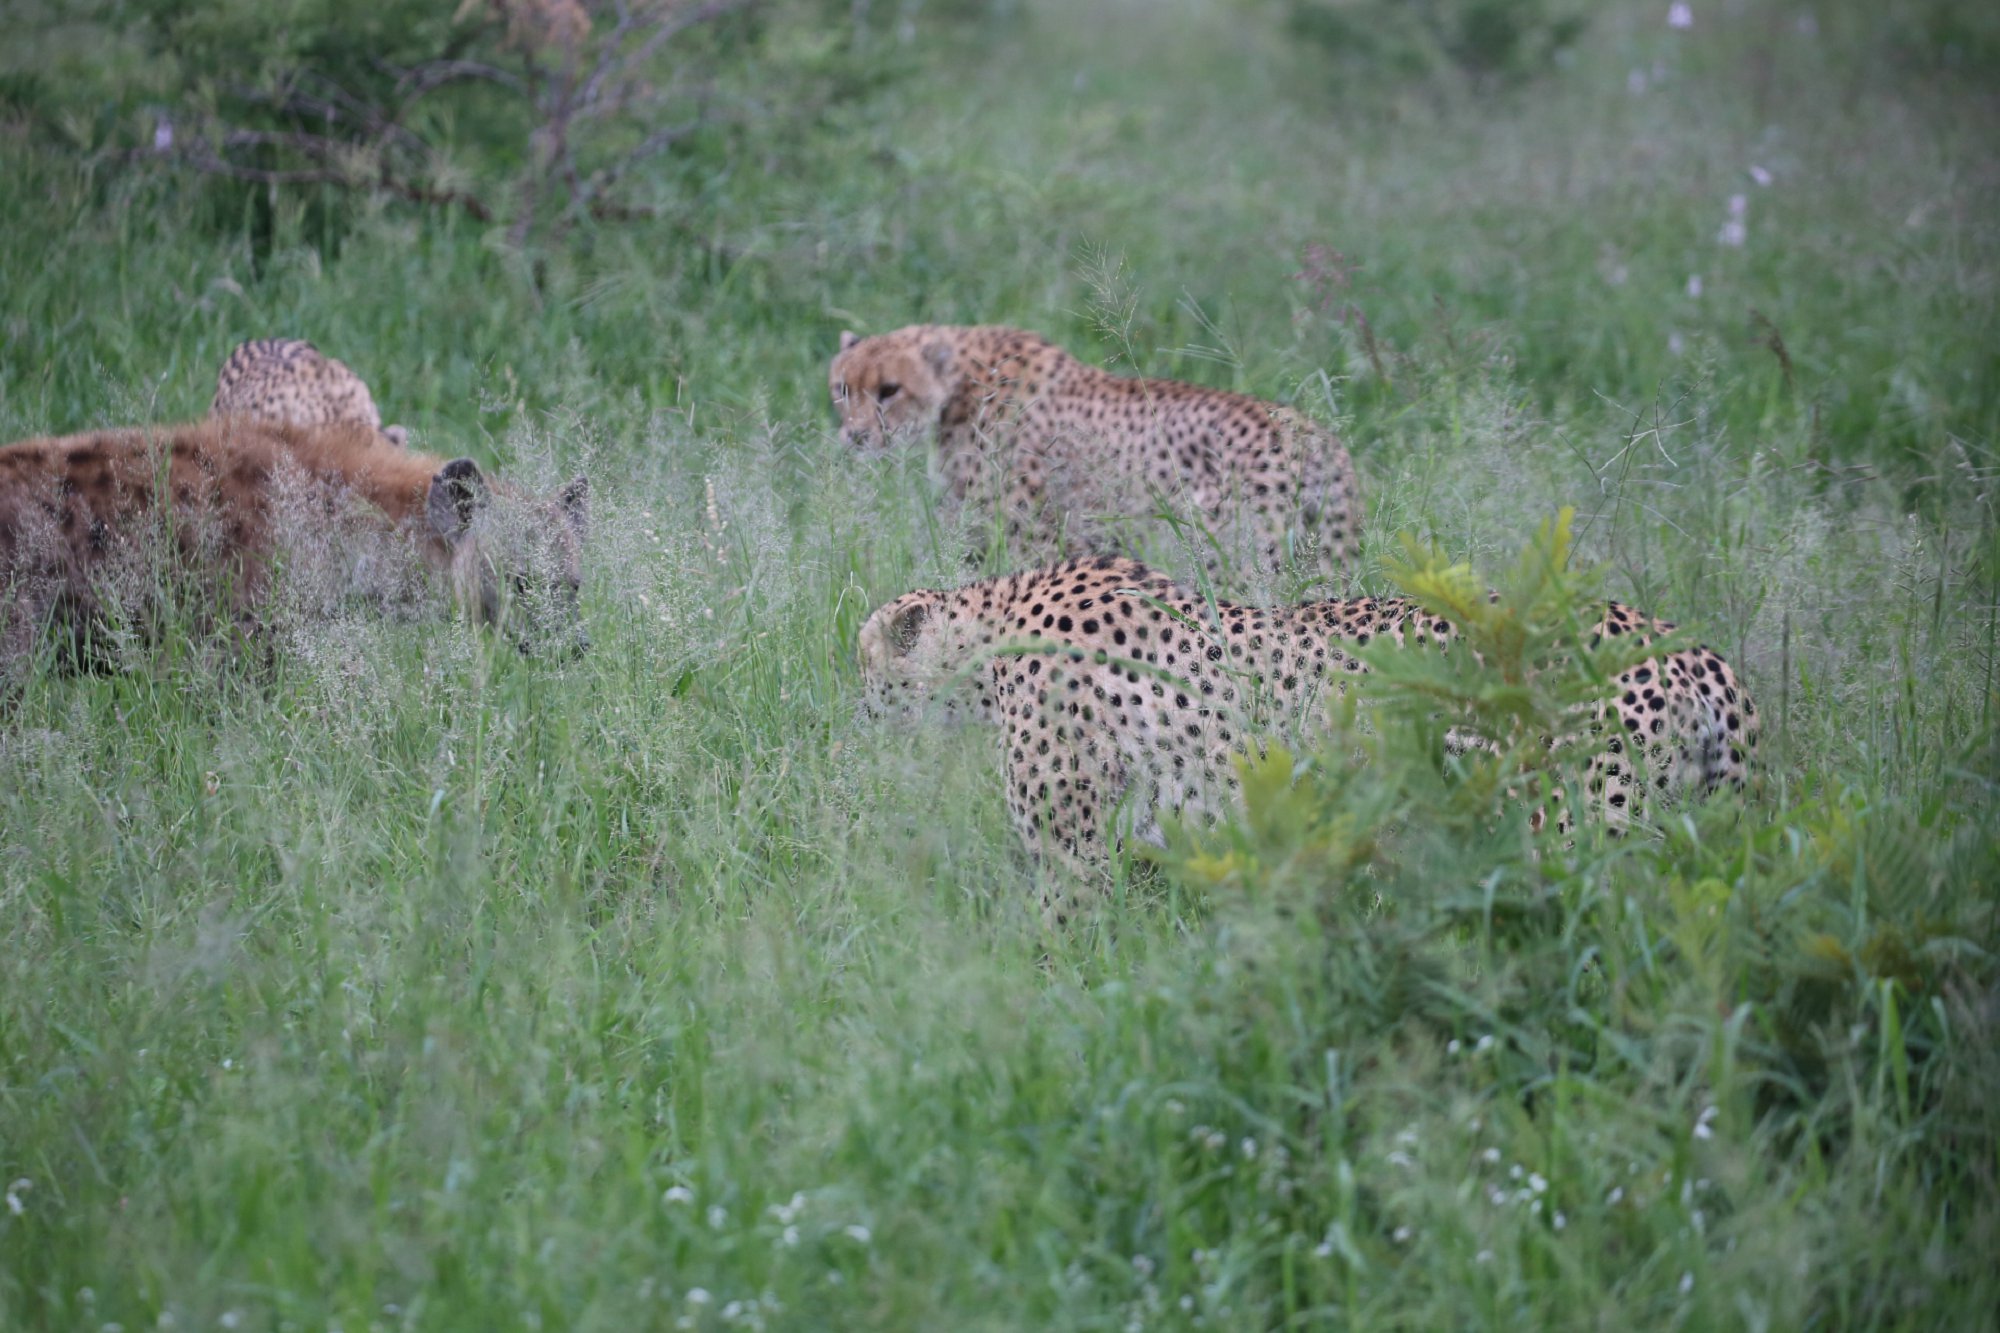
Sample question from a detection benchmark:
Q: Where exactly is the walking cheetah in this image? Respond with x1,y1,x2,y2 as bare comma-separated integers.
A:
859,556,1756,922
210,338,410,447
0,417,589,668
830,325,1360,582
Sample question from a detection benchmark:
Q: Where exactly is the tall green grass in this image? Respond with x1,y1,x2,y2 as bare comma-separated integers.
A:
2,0,1995,1327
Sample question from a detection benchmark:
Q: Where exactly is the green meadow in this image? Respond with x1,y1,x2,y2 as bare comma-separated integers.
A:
2,0,1996,1327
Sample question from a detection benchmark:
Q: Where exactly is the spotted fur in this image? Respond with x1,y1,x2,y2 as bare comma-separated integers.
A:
0,418,590,666
860,556,1757,922
211,338,409,447
830,325,1360,581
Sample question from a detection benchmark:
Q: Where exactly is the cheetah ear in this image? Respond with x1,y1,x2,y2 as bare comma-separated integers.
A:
921,338,955,380
559,474,590,538
886,599,931,656
839,329,861,353
426,457,486,544
382,423,411,448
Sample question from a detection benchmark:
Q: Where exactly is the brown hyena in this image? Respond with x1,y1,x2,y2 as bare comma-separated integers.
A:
0,417,590,675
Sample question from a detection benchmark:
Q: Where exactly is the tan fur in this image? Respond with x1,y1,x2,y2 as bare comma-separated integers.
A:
210,338,410,447
830,324,1361,581
860,556,1758,924
0,418,589,665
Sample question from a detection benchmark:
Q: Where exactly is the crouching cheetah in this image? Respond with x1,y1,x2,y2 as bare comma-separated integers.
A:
859,556,1756,922
830,325,1360,582
0,417,590,668
211,338,410,447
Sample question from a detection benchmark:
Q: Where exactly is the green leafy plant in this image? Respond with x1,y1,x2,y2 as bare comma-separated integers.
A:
1282,0,1589,92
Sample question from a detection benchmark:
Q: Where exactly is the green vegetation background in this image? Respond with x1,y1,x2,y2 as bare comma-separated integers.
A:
1,0,1996,1327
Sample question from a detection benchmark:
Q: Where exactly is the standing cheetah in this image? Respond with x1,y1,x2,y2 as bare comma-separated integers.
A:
210,338,410,447
830,325,1360,582
859,556,1756,922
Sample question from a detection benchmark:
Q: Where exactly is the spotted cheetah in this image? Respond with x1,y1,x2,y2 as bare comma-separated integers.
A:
210,338,410,447
859,555,1756,922
830,325,1360,582
0,417,590,667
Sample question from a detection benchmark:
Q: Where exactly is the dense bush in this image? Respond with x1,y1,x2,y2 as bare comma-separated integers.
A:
1279,0,1589,91
0,0,882,247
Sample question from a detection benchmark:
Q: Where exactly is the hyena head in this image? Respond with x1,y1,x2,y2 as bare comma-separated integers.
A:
425,458,592,658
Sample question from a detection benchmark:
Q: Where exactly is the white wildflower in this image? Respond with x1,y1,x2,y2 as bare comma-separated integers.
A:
1392,1226,1413,1243
707,1205,728,1229
782,1226,799,1247
662,1185,694,1205
1680,1271,1695,1295
1718,196,1748,247
1480,1148,1501,1165
844,1224,872,1244
1668,3,1692,29
1686,273,1704,298
1749,164,1773,186
1554,1212,1567,1231
1387,1151,1414,1168
1607,1187,1625,1205
686,1288,712,1306
1528,1173,1548,1195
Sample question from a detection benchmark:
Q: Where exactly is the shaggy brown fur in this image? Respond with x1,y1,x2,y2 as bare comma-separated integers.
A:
0,417,588,667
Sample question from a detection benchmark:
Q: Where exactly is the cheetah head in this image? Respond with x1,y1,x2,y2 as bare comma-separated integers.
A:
829,328,958,454
427,460,593,659
858,586,989,723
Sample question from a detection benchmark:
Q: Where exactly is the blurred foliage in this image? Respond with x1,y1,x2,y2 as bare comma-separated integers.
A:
0,0,893,249
1278,0,1589,92
1162,517,1998,1186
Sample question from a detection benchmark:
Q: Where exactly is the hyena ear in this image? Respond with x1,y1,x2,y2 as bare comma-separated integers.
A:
921,338,955,380
559,474,590,538
887,598,931,656
839,329,861,353
426,457,485,543
382,423,411,449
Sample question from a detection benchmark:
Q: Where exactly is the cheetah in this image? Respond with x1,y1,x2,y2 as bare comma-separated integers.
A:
210,338,410,447
859,555,1756,922
830,325,1360,582
0,417,590,669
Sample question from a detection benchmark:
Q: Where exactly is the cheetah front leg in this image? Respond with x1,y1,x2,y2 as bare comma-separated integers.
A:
1001,712,1131,928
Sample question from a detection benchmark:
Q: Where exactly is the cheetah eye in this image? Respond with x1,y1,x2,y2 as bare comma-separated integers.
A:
875,382,901,402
